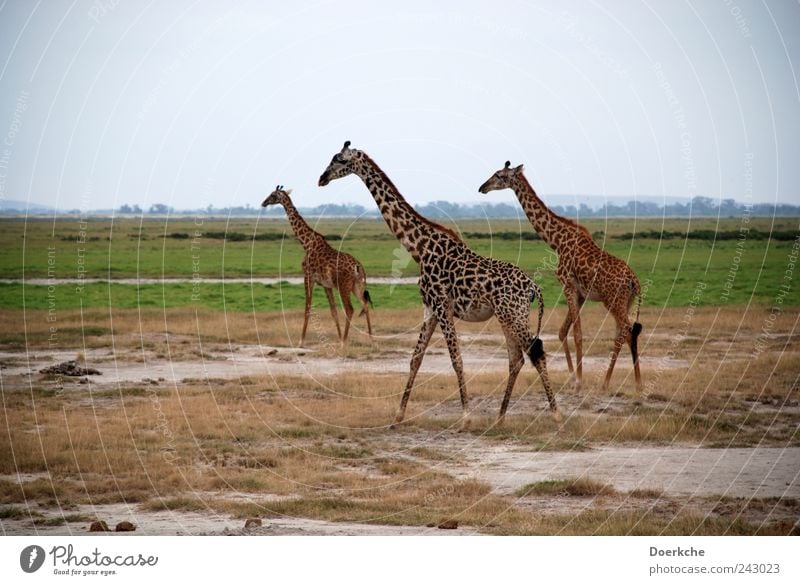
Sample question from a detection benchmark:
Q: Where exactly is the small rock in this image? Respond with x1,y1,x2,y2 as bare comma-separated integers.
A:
425,522,436,528
40,360,101,377
267,349,278,356
115,521,136,532
149,379,158,385
79,377,89,384
158,377,165,382
89,520,109,532
437,519,458,530
244,518,262,529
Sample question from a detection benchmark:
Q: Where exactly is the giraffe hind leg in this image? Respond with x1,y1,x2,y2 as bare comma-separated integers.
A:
339,287,355,347
497,335,525,425
631,321,643,391
529,341,561,422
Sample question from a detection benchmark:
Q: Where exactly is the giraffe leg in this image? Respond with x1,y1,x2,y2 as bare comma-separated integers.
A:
558,309,575,382
602,323,627,393
300,275,313,348
433,305,470,430
338,286,355,347
354,281,374,341
358,287,375,342
530,348,561,422
564,287,583,390
631,321,643,392
393,310,437,426
363,300,373,341
496,333,525,426
324,287,342,341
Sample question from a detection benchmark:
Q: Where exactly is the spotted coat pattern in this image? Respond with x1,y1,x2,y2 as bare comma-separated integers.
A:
479,164,643,392
319,144,559,424
261,187,372,347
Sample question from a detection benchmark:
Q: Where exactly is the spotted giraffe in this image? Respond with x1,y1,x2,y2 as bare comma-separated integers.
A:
261,185,373,347
319,142,560,425
479,162,643,392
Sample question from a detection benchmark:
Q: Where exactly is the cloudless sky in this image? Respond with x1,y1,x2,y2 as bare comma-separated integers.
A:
0,0,798,211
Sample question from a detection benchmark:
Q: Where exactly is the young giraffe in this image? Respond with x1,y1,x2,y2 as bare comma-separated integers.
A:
319,142,560,426
261,185,373,347
479,162,643,392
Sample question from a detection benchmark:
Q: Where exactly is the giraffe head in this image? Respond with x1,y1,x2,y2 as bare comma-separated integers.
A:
261,185,292,207
318,141,359,186
478,161,524,194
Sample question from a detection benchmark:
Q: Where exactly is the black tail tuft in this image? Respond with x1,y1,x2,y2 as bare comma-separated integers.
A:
630,322,642,365
528,337,544,363
363,289,373,307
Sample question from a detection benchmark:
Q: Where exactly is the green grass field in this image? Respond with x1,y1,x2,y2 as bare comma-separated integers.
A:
1,216,797,310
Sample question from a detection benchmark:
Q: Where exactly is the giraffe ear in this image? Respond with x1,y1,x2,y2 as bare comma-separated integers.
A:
514,164,524,173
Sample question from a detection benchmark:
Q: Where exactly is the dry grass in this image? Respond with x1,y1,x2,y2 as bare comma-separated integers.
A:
515,479,616,497
0,304,797,535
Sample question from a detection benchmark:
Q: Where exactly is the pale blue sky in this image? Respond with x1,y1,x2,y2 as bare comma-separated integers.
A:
0,0,798,211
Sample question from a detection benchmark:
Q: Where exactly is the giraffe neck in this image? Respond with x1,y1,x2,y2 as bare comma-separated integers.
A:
280,198,323,250
510,174,577,252
353,155,444,262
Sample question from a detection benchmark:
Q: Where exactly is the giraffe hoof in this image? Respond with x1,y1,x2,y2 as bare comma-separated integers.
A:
551,409,563,423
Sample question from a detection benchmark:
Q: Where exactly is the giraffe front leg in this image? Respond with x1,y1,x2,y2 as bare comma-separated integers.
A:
563,286,583,390
300,276,313,348
602,325,627,393
558,309,575,383
323,287,342,341
392,311,437,427
434,306,470,431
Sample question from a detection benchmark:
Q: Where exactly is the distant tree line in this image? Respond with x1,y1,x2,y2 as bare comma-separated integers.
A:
109,196,800,218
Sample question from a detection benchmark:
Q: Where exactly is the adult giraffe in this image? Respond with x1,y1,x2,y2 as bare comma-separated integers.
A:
479,162,643,392
319,142,560,426
261,185,373,347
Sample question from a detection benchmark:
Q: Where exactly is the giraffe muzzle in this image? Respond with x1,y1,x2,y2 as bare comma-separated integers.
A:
318,173,331,187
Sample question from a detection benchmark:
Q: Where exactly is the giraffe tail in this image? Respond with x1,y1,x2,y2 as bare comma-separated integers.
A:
528,284,545,362
359,289,373,316
630,281,643,364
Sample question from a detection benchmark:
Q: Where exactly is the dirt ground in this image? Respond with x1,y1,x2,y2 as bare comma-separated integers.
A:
1,305,798,535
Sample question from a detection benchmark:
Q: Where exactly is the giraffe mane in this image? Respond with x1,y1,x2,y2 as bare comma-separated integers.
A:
360,152,463,243
517,172,593,239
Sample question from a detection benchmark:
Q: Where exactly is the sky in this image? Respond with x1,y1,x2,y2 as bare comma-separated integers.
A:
0,0,798,212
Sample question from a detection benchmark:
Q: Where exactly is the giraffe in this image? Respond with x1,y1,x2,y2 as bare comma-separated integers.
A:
479,162,643,393
319,142,560,426
261,185,373,347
